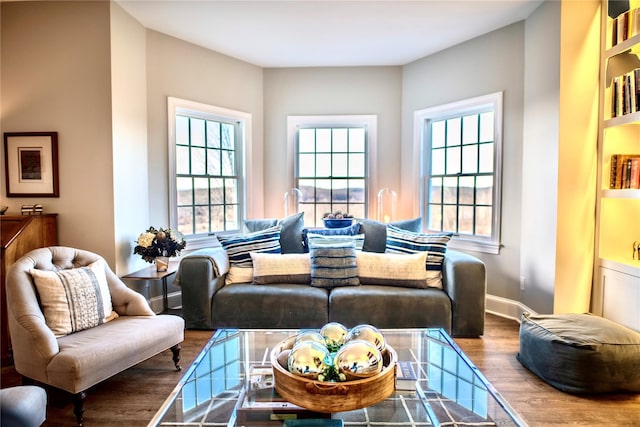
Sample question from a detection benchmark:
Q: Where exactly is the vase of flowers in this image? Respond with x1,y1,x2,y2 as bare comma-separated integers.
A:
134,226,186,271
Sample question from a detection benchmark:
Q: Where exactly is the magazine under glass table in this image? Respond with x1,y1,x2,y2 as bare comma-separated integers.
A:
149,328,527,427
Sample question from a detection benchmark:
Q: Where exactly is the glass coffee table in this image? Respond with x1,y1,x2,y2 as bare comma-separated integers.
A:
149,328,527,427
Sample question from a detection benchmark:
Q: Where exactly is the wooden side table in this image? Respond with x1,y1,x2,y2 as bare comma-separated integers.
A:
122,259,180,313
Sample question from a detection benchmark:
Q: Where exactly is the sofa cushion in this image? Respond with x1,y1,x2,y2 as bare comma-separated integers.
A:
356,251,430,288
309,240,359,288
251,253,311,284
385,225,452,288
29,260,118,337
357,218,422,253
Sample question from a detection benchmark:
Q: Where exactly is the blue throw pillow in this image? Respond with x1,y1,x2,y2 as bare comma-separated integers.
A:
309,240,359,288
302,222,362,252
217,225,282,268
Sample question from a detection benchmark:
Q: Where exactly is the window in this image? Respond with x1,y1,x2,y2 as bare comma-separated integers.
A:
287,115,377,227
168,97,250,246
415,93,502,254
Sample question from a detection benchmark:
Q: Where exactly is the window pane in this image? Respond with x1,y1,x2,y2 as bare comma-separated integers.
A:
207,121,220,148
195,206,210,233
177,206,193,235
349,179,365,202
459,176,475,205
458,205,474,235
225,205,238,230
316,129,331,152
210,178,223,205
432,148,445,175
429,177,442,204
333,153,348,176
446,117,461,146
176,146,190,175
221,123,234,149
479,143,494,173
462,145,478,174
316,203,332,220
349,204,365,219
177,177,193,205
299,129,315,152
476,176,493,205
443,177,458,204
349,128,365,152
208,149,220,175
191,118,205,147
443,205,457,232
476,206,492,236
479,112,494,142
316,180,331,202
191,147,206,175
299,179,315,202
225,179,238,204
176,116,189,145
462,115,478,144
428,204,442,231
316,153,331,176
194,178,209,205
222,150,234,176
333,129,348,152
432,120,445,148
299,154,315,177
446,146,461,175
210,205,224,232
349,153,365,177
333,180,348,202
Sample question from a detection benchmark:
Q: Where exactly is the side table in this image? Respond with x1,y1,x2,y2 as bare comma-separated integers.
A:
122,259,180,313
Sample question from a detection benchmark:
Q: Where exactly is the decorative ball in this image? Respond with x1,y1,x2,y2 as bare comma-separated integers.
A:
294,330,326,346
277,349,291,369
345,324,386,352
320,322,348,349
334,340,383,380
288,341,332,380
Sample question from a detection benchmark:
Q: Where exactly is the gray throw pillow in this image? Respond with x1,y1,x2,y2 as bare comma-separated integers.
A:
357,217,422,253
245,218,278,232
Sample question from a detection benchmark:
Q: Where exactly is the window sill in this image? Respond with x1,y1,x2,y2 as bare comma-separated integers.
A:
183,235,222,254
448,237,500,255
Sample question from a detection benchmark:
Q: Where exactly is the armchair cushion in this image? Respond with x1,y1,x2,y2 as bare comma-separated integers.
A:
29,259,118,337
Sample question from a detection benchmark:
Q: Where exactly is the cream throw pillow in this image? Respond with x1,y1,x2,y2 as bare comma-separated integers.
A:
356,251,437,289
30,260,118,337
225,266,255,285
251,253,311,284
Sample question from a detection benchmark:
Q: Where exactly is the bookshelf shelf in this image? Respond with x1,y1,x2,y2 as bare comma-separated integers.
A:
593,1,640,331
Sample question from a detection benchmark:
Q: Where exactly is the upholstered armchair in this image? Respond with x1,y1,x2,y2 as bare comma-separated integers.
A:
5,246,185,426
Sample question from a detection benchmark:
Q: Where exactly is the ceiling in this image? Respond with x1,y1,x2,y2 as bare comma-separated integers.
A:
116,0,543,68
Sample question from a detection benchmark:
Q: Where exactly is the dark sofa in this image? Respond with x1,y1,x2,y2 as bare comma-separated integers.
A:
175,217,487,337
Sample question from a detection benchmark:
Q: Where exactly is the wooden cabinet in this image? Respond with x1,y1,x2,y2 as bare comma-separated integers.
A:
592,1,640,330
1,214,57,365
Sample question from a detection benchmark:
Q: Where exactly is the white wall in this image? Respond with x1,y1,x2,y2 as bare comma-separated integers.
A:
401,22,526,301
1,1,117,265
262,67,402,218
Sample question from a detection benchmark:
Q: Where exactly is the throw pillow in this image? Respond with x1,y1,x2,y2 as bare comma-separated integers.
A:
357,218,423,253
251,253,311,284
385,225,453,289
309,240,359,288
306,233,365,251
217,225,282,285
29,260,118,337
242,213,305,254
356,251,429,288
302,222,362,252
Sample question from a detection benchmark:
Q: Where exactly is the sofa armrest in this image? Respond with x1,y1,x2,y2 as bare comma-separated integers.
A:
174,248,228,329
442,250,486,337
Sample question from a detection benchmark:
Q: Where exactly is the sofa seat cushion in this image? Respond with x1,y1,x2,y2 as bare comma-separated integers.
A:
212,283,329,328
517,313,640,394
47,314,184,393
329,285,451,331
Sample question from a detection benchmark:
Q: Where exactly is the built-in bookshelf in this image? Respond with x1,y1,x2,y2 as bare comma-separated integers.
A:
593,0,640,331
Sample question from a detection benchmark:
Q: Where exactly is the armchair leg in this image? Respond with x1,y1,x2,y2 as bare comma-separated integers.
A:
170,343,182,371
73,391,86,426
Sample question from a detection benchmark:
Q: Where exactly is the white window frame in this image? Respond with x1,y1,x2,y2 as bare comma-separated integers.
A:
286,115,378,224
414,92,503,254
168,97,252,250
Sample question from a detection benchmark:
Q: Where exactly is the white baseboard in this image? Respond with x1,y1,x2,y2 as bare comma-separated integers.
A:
486,294,537,324
149,291,182,314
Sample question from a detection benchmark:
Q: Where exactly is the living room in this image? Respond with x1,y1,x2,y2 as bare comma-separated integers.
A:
2,0,640,426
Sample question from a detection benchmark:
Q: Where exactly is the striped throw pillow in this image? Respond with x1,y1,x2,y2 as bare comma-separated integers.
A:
309,240,359,288
306,233,365,251
385,225,453,289
218,225,282,268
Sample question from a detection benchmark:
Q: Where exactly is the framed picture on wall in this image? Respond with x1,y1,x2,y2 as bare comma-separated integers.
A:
4,132,59,197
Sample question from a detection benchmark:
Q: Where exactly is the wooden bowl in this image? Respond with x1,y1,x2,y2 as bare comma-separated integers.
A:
270,336,397,413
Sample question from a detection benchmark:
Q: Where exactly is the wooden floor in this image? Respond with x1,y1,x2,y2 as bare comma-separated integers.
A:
1,314,638,427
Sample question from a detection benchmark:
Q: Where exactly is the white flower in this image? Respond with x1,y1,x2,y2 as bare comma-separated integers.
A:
137,232,155,248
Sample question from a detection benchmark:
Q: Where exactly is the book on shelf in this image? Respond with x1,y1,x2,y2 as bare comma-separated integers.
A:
611,69,640,118
611,8,640,46
610,154,640,189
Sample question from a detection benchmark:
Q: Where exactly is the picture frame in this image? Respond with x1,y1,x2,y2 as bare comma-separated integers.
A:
4,132,59,197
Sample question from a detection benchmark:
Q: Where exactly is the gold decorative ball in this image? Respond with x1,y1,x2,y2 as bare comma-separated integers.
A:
287,341,332,380
294,330,326,346
345,324,386,352
320,322,348,349
334,340,383,380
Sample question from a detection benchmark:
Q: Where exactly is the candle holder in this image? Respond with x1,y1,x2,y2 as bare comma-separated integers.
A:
377,188,397,223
